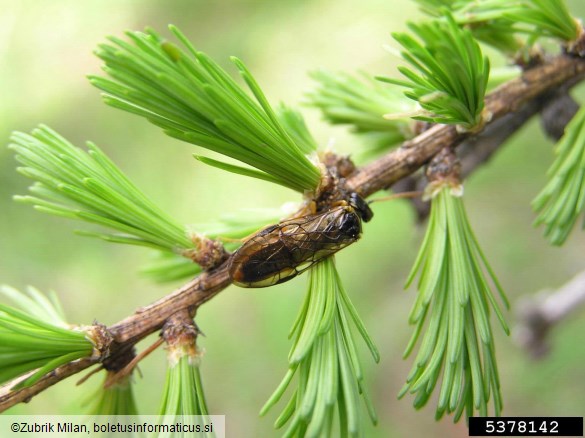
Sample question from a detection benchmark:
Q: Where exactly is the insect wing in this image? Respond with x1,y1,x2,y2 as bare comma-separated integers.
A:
229,207,360,288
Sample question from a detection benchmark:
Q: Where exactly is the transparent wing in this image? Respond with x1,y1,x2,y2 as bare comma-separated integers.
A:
229,207,360,287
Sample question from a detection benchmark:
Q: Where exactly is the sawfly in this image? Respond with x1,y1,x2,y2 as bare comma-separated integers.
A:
229,193,373,288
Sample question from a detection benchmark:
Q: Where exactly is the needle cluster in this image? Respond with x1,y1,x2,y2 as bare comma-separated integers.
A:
261,258,379,437
533,106,585,245
10,126,192,254
90,26,321,193
414,0,580,52
307,71,414,157
84,374,138,415
381,14,490,129
0,286,94,388
403,186,509,420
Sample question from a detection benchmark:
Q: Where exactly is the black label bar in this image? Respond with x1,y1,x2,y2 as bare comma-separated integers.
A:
469,417,583,436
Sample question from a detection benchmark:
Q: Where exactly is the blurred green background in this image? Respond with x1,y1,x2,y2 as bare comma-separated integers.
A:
1,0,585,436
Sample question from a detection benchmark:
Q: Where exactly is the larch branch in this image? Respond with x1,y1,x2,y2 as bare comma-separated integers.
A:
1,53,585,412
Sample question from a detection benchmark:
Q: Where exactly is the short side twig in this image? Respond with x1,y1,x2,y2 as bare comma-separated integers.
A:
514,270,585,358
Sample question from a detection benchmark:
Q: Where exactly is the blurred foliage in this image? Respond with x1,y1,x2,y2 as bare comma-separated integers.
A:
533,105,585,245
2,0,585,437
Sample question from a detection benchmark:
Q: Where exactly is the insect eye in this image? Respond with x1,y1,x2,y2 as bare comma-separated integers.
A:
339,211,362,237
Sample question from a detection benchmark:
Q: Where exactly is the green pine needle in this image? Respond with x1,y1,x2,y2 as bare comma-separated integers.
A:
159,346,210,417
84,374,138,415
142,252,204,284
195,155,285,187
533,105,585,245
156,315,213,436
0,287,94,388
380,13,490,129
0,285,67,327
413,0,459,16
506,0,580,42
414,1,519,26
414,1,525,54
277,104,320,155
261,257,379,437
90,26,321,193
415,0,580,52
10,125,193,254
402,186,509,421
307,70,414,156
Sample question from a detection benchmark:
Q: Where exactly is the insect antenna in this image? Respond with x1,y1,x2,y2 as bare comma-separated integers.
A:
368,190,423,204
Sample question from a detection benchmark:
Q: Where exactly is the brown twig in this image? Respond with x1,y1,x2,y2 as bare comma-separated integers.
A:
0,266,229,411
539,90,580,141
0,358,96,411
345,55,585,197
163,309,199,341
514,270,585,359
1,53,585,412
108,264,230,345
393,95,549,221
104,337,164,389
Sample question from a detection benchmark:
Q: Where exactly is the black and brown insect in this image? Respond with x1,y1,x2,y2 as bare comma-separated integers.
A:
228,193,373,288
